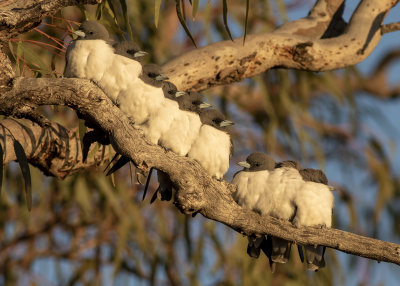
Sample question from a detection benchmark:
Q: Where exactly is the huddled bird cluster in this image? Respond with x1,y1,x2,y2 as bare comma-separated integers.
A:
232,152,335,271
65,21,334,272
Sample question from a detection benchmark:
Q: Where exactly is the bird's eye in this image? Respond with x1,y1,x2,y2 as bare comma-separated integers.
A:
89,31,94,35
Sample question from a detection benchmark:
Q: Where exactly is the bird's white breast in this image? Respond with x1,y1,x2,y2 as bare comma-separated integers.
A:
293,182,334,228
140,98,180,144
255,167,302,220
188,125,231,179
232,170,271,210
118,79,165,125
66,40,114,81
98,54,142,102
159,111,202,156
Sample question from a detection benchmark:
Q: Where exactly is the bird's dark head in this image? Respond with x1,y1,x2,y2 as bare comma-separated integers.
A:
299,168,328,185
140,64,168,87
140,64,169,86
114,41,146,60
74,21,109,40
239,152,276,171
275,160,302,170
162,81,178,100
199,109,233,130
176,92,211,112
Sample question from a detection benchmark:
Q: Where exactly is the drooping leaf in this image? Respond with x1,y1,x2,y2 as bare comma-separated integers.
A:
192,0,199,20
142,167,153,201
129,161,134,187
176,0,197,47
13,140,32,211
0,143,3,196
95,1,106,20
155,0,162,28
119,0,133,39
243,0,249,44
104,152,120,174
16,40,23,76
19,43,51,75
222,0,233,41
77,5,89,21
106,155,130,176
78,119,86,155
181,0,186,22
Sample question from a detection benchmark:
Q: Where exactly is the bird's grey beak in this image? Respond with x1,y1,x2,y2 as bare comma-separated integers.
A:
156,75,169,81
73,30,86,38
199,102,212,109
238,161,251,169
328,185,336,191
220,120,234,127
175,91,187,97
134,51,148,58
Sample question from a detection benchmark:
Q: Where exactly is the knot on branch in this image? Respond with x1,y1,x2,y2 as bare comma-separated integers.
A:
174,187,204,215
292,42,314,67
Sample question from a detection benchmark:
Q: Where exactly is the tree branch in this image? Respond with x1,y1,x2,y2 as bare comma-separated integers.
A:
162,0,398,91
381,22,400,34
0,118,111,179
1,77,400,266
0,0,101,43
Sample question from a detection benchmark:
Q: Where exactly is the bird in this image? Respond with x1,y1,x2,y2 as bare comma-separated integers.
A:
117,66,166,126
65,21,143,103
141,64,169,84
275,160,302,170
188,109,233,179
299,168,328,184
231,152,276,260
161,81,186,100
152,94,211,202
254,159,304,265
294,168,334,271
113,40,148,62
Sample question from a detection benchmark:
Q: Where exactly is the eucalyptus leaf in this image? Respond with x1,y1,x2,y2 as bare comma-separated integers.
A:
222,0,233,41
0,143,3,196
176,0,197,47
14,140,32,211
192,0,199,19
243,0,249,44
155,0,162,28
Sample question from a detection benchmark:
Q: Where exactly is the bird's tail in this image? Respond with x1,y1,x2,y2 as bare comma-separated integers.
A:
260,235,276,273
271,237,292,264
157,170,174,201
304,245,326,271
247,236,264,258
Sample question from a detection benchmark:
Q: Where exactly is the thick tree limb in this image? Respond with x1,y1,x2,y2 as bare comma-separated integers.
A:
1,77,400,266
162,0,399,91
0,0,101,43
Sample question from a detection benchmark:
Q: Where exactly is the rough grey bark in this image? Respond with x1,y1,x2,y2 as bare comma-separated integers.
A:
1,0,400,268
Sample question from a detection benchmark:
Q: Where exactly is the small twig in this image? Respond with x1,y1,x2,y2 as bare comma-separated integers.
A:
381,22,400,34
